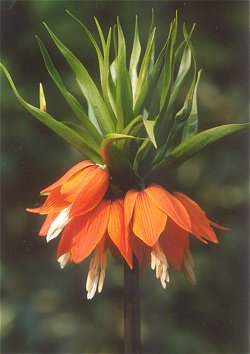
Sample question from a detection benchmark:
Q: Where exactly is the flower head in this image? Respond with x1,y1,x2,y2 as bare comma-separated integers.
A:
3,12,240,299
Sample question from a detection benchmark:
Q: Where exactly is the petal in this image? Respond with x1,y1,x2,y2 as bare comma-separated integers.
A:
61,166,97,202
133,191,168,246
39,213,58,236
41,160,94,194
108,199,132,268
174,192,219,243
28,187,70,215
145,184,191,232
124,189,139,255
209,220,230,231
159,219,189,271
70,200,111,263
69,167,109,217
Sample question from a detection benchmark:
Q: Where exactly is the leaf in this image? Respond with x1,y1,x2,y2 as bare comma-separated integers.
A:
36,36,103,145
133,39,166,116
116,18,133,131
143,118,157,148
129,15,141,102
67,12,115,119
43,22,115,135
66,11,104,76
1,64,102,163
134,27,156,103
39,83,46,111
151,124,248,174
182,69,201,140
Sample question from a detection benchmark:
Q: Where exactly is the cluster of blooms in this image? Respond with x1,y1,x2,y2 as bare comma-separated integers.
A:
28,160,226,299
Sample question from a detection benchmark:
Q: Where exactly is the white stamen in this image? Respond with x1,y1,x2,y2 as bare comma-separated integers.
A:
58,252,70,269
46,206,71,242
183,249,196,285
86,248,107,300
151,242,170,289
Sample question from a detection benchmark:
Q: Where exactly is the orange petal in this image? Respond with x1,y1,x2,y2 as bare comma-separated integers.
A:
159,219,189,271
70,200,111,263
69,167,109,217
61,166,98,202
108,199,132,268
41,160,94,194
133,190,168,246
39,213,58,236
209,220,230,231
124,189,139,255
174,192,219,244
38,187,70,214
145,184,191,232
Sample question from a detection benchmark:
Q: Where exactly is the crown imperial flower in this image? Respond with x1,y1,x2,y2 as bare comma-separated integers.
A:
2,12,245,300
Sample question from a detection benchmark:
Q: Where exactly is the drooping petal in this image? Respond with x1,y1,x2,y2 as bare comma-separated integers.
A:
132,190,168,246
61,166,98,202
174,192,219,243
39,213,58,236
145,184,191,232
209,220,230,231
108,199,132,268
27,187,70,215
70,200,111,263
41,160,94,194
69,167,109,217
159,219,190,271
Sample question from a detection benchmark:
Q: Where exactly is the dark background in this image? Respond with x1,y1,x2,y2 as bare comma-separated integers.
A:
1,1,249,353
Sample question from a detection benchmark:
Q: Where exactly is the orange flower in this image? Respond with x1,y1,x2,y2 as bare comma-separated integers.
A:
27,162,227,299
124,184,228,289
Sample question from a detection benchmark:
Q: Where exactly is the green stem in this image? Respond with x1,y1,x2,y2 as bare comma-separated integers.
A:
124,256,141,353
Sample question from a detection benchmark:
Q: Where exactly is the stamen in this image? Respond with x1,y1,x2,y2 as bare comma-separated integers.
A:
47,206,71,242
58,252,70,269
183,249,196,285
151,241,170,289
86,247,107,300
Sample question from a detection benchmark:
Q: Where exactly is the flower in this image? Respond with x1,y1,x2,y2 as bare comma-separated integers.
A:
123,184,227,289
28,163,227,299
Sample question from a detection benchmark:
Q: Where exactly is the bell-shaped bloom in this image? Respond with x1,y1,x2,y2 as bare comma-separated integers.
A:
28,163,227,299
123,184,228,289
27,160,110,241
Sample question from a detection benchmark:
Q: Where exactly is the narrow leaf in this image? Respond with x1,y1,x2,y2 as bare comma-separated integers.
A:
116,18,133,131
36,36,103,145
129,15,141,102
151,124,248,174
182,69,201,140
43,22,115,134
1,64,102,162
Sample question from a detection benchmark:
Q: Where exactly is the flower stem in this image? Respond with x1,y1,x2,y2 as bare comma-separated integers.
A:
124,255,141,354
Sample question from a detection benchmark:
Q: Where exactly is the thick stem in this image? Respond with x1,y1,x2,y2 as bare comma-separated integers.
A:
124,256,141,354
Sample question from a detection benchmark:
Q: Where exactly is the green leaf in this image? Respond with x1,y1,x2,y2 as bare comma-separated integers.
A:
151,124,248,174
36,36,103,145
182,69,201,140
43,22,115,135
1,64,102,163
129,15,141,102
133,39,166,116
143,118,157,148
66,11,104,76
116,18,133,131
134,27,156,103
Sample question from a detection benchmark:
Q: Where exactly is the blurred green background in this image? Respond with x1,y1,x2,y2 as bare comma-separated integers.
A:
1,1,249,353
